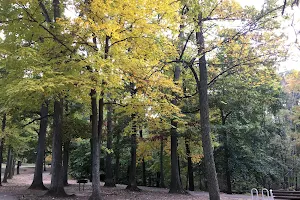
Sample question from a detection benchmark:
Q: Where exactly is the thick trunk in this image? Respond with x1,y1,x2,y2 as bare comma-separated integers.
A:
29,102,48,190
126,83,140,191
89,89,102,200
63,140,70,186
169,120,185,193
139,130,146,186
3,146,12,183
185,138,194,191
126,133,140,191
196,13,220,200
0,113,6,186
159,135,165,188
8,156,14,179
169,64,185,193
44,151,47,172
104,101,115,187
46,99,67,197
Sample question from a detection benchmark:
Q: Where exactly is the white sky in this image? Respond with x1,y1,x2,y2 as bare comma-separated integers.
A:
1,0,299,72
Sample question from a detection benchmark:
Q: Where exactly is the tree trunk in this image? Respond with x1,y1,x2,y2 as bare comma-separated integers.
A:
126,83,140,191
8,155,14,179
139,130,146,186
104,101,115,187
63,140,70,186
89,89,102,200
3,146,12,183
169,16,186,194
115,130,120,184
159,135,165,188
17,161,21,175
185,138,194,191
220,110,232,194
126,133,140,191
46,99,67,197
44,151,47,172
0,113,6,186
196,13,220,200
29,102,48,190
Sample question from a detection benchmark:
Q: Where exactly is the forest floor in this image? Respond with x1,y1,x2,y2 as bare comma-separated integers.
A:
0,165,254,200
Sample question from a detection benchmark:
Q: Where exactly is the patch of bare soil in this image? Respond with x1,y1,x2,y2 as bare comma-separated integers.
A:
0,167,251,200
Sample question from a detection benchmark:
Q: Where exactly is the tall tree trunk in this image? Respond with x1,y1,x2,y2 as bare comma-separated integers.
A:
169,13,186,194
159,135,165,188
0,113,6,186
196,13,220,200
220,110,232,194
63,140,70,186
44,151,47,172
139,130,146,186
104,101,115,187
126,83,140,191
46,99,67,197
89,89,101,200
29,102,48,190
3,146,12,183
185,138,194,191
126,133,140,191
115,130,120,184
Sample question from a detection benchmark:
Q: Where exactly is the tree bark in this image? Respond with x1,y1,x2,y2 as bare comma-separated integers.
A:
196,13,220,200
104,100,115,187
0,113,6,186
126,83,140,191
139,130,146,186
169,14,186,194
17,161,21,175
185,138,194,191
3,146,12,183
8,155,14,179
89,89,102,200
46,99,67,197
29,102,48,190
115,130,120,184
159,135,165,188
63,140,70,186
220,110,232,194
126,133,140,191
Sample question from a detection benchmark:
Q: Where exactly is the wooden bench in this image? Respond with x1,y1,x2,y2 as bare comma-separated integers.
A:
77,179,88,191
271,190,300,199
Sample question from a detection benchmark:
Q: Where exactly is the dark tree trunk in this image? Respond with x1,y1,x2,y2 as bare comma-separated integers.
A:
114,130,120,184
220,110,232,194
104,101,115,187
196,13,220,200
17,161,21,175
44,151,47,172
29,102,48,190
185,138,194,191
8,156,14,179
159,135,165,188
139,130,146,186
46,99,67,197
169,17,186,194
0,113,6,186
126,133,140,191
3,146,12,183
89,89,101,200
63,140,70,186
126,83,140,191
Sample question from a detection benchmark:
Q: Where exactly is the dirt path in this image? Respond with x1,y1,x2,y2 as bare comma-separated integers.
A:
0,166,252,200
